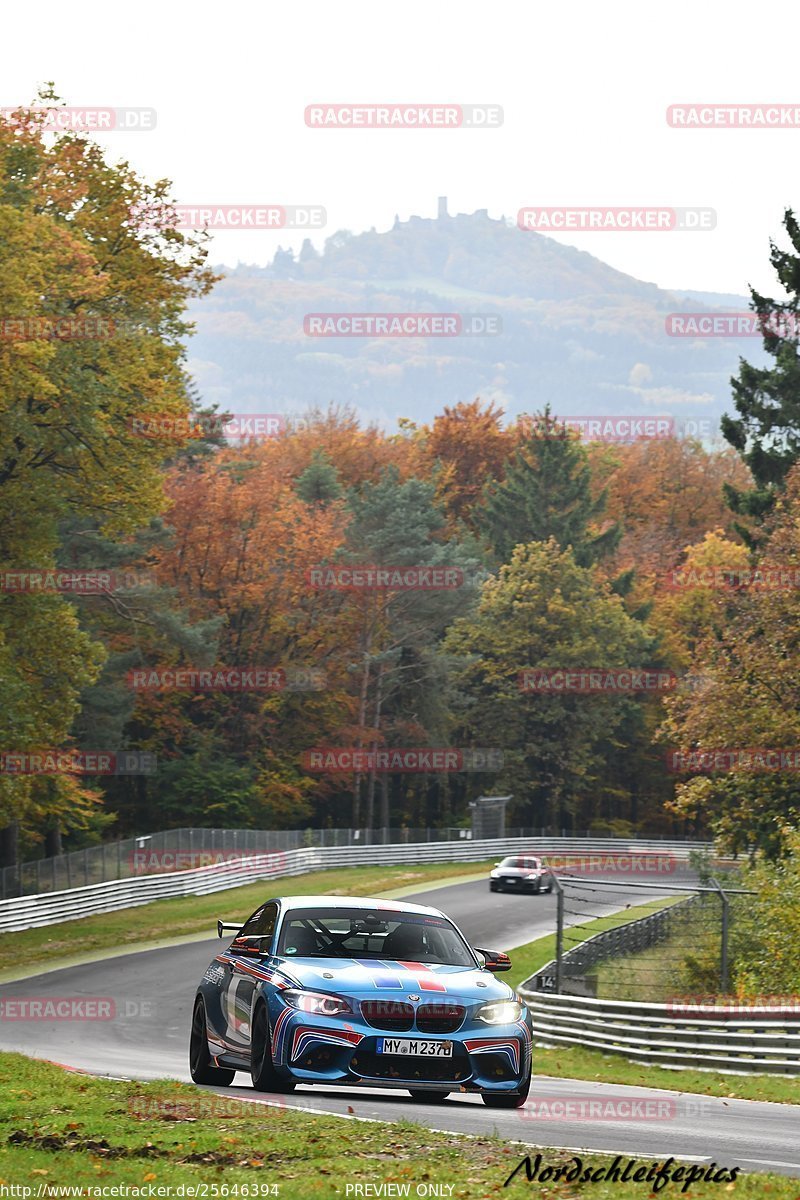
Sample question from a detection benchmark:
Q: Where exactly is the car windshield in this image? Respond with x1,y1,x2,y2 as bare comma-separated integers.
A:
277,907,476,966
500,857,541,869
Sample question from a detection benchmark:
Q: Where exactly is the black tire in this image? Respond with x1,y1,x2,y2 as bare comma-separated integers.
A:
408,1090,450,1102
481,1068,531,1109
546,881,553,894
489,882,498,892
250,1002,296,1093
189,996,235,1086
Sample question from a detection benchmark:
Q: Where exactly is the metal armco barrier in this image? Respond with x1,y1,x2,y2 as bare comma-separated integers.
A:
516,990,800,1074
0,837,709,933
528,895,702,993
0,825,709,900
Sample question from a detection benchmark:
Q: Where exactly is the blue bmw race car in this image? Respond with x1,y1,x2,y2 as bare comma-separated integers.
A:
190,895,532,1107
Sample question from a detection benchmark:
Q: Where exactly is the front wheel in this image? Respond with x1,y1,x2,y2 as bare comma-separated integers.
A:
489,882,498,892
250,1003,296,1093
189,997,235,1086
408,1090,450,1102
481,1069,531,1109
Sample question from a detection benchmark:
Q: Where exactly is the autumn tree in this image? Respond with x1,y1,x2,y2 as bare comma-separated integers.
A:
479,409,620,566
722,209,800,540
316,469,484,830
660,477,800,855
416,398,518,528
591,437,751,579
0,95,214,861
445,540,654,827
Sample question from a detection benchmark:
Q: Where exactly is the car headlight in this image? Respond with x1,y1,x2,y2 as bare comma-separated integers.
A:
490,870,499,878
476,1000,522,1024
526,872,541,878
283,989,353,1016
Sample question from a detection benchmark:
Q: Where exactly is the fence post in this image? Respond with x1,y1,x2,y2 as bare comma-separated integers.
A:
552,874,565,993
710,878,730,994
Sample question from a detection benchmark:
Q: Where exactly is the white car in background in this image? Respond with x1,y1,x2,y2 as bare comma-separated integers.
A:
489,855,554,894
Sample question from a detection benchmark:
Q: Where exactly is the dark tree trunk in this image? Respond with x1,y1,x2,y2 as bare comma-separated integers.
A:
44,825,63,858
0,820,20,869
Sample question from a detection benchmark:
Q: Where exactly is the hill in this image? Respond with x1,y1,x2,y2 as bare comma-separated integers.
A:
186,206,762,435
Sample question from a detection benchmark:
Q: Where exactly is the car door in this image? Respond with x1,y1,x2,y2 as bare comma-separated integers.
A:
222,902,278,1052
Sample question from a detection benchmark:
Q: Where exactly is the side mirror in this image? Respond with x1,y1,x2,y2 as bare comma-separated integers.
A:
474,947,512,972
217,920,243,938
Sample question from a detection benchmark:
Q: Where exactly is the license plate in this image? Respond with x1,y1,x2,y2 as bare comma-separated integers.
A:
378,1038,453,1057
503,877,518,884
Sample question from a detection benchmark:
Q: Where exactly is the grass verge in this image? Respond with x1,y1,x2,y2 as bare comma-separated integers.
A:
531,1044,800,1106
503,895,687,990
0,862,493,977
0,1053,791,1196
504,908,800,1106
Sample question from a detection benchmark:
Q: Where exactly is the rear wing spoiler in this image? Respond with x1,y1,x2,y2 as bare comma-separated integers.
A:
217,920,242,938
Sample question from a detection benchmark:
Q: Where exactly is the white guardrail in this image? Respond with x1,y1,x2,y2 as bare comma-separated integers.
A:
0,837,709,933
515,990,800,1075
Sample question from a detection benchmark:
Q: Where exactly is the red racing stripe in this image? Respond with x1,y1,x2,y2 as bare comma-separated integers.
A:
397,960,446,992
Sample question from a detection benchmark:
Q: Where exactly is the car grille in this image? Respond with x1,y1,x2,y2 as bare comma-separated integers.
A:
361,1000,415,1032
351,1049,470,1083
416,1003,465,1034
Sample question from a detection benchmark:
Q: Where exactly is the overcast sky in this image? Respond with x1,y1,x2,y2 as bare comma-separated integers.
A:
4,0,799,297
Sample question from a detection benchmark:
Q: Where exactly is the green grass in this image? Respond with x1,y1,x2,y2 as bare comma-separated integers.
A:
531,1044,800,1106
0,861,494,977
503,907,800,1106
593,930,722,1003
0,1054,793,1196
504,895,687,990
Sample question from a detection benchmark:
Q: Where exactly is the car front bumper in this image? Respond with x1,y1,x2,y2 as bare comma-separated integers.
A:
270,1005,532,1093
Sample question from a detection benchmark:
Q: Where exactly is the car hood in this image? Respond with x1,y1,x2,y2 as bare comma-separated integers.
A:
496,866,542,876
270,956,515,1001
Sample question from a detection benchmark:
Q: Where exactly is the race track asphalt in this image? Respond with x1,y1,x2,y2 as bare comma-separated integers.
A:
1,874,798,1178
